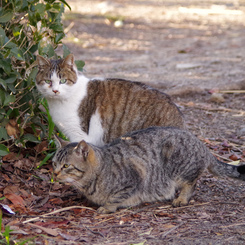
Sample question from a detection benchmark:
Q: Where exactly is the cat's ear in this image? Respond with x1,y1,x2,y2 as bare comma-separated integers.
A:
62,54,75,67
75,140,89,159
36,55,50,67
54,135,69,149
75,140,97,165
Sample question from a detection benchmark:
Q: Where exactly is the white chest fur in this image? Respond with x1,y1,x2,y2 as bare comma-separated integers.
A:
47,75,105,146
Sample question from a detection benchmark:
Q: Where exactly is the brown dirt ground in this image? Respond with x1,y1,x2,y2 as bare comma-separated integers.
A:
1,1,245,244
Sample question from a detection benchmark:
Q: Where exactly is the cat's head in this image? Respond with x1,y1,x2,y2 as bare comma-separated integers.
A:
35,54,78,99
52,136,99,187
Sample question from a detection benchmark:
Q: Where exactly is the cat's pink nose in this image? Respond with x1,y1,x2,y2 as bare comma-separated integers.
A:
53,90,59,94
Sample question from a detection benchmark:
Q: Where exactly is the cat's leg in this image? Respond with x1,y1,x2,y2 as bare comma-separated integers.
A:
172,181,196,207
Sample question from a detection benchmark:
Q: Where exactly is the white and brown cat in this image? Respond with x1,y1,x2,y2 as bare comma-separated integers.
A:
36,54,184,146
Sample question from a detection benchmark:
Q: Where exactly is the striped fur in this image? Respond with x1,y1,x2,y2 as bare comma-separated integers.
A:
52,127,245,213
36,54,184,145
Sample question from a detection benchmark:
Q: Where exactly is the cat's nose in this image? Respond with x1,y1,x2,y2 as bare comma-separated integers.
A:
53,90,59,94
54,169,60,175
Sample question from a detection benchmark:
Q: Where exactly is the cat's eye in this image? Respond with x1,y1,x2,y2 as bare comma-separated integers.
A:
64,164,69,168
60,79,67,84
45,80,52,84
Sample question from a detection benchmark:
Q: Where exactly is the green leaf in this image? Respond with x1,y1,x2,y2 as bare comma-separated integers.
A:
48,7,60,14
0,127,8,140
5,40,17,49
62,44,70,58
0,144,9,156
0,89,5,106
35,3,46,14
49,23,63,33
36,152,55,168
0,59,11,75
5,75,17,84
0,27,6,46
75,60,85,72
27,67,38,85
0,78,7,90
41,44,55,57
3,94,15,106
0,10,13,23
55,32,64,43
59,0,71,10
22,133,40,143
10,47,24,60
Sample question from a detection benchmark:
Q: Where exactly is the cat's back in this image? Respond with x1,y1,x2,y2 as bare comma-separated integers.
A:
103,126,211,168
79,78,185,143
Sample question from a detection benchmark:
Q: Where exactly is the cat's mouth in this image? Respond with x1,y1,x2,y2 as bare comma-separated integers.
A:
56,174,75,184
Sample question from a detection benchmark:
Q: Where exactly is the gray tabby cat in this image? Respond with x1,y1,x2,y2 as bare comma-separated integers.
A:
52,126,245,214
36,54,184,146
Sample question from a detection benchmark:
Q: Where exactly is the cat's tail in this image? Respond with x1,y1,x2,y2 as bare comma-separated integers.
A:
208,157,245,181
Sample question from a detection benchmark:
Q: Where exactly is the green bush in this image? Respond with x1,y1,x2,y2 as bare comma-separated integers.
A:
0,0,82,156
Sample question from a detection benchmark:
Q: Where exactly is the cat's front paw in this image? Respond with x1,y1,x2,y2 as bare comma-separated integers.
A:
97,205,117,214
97,207,112,214
172,197,189,207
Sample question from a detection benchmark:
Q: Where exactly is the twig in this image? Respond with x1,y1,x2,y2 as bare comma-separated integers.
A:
23,205,95,224
85,226,105,238
219,90,245,94
133,203,172,213
220,222,245,228
211,151,231,162
160,222,184,238
27,223,58,236
169,201,242,211
166,202,211,210
179,102,245,115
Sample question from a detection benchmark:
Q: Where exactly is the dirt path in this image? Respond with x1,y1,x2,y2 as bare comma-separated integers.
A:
1,1,245,244
64,0,245,95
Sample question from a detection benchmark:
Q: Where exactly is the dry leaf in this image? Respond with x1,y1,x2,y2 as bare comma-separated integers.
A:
34,141,49,153
155,212,174,218
28,223,58,236
5,193,26,207
5,119,20,138
229,154,240,161
2,152,23,162
14,158,33,170
4,185,19,195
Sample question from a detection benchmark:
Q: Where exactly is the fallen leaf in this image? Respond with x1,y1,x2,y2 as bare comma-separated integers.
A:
2,152,23,162
131,213,141,218
34,220,69,229
9,226,28,235
5,193,26,207
139,228,153,236
228,160,241,166
34,141,49,153
5,119,20,138
14,158,33,170
155,212,174,218
49,198,64,205
163,224,176,229
59,232,79,241
4,185,19,195
5,193,26,213
186,101,195,107
27,223,58,236
229,154,240,161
